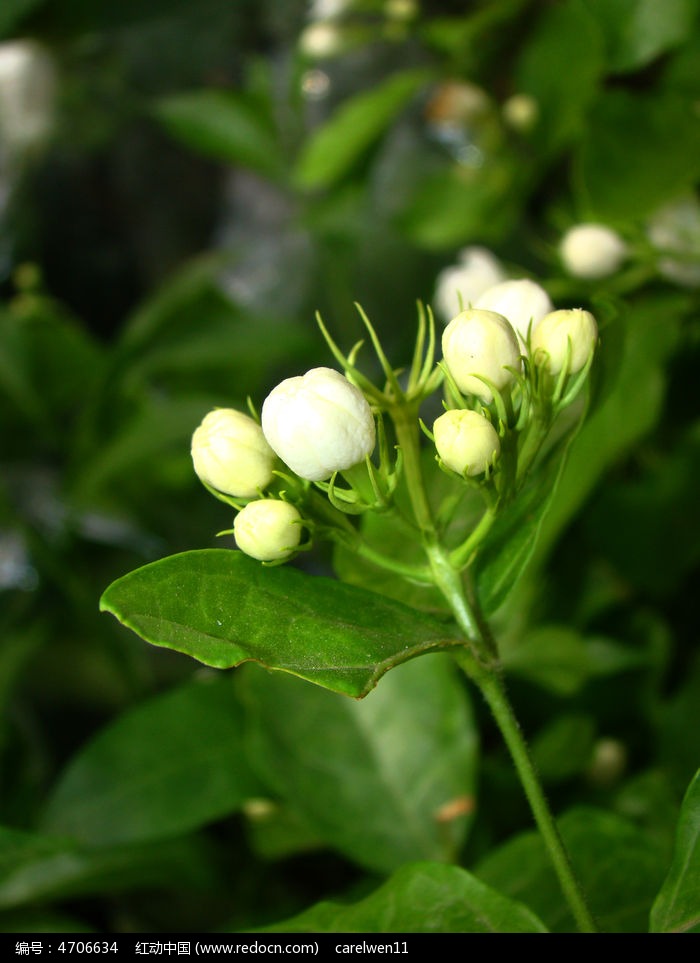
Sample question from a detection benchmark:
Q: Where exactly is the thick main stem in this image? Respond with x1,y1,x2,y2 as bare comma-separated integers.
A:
394,408,596,932
454,650,597,933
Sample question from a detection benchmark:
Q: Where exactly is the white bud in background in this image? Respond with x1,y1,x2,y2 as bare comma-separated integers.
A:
191,409,276,498
646,195,700,288
502,93,538,133
434,409,500,477
233,500,302,562
433,247,507,324
0,40,56,156
307,0,351,20
560,223,627,280
442,309,521,403
531,308,598,375
299,21,345,59
475,279,553,342
262,367,375,482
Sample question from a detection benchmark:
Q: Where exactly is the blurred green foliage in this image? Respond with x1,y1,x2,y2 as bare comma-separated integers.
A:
1,0,699,933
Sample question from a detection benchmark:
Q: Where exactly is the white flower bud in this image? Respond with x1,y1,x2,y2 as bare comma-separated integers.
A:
261,367,375,482
475,279,553,341
233,500,302,562
434,409,500,476
441,309,521,403
646,196,700,288
560,223,627,280
191,409,276,498
531,308,598,375
502,93,538,132
433,247,507,324
299,21,344,58
0,40,56,155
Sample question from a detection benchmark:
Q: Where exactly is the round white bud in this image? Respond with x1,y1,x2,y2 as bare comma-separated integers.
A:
560,223,627,280
433,247,507,324
261,367,376,482
531,308,598,375
646,196,700,288
441,308,521,403
299,21,344,58
0,40,56,155
475,279,553,341
434,409,500,476
191,409,276,498
233,500,302,562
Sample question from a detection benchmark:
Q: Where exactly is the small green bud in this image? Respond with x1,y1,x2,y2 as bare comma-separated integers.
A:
433,409,500,476
233,500,302,562
531,308,598,375
191,409,276,498
442,308,520,403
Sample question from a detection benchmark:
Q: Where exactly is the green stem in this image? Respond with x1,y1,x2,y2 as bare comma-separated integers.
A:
457,653,597,933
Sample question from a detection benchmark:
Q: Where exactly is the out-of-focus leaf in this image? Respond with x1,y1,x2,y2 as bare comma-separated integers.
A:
502,626,648,696
515,0,604,152
243,656,477,874
40,675,261,847
650,770,700,933
101,550,463,698
155,89,282,181
577,91,700,220
294,70,430,191
587,0,699,72
0,0,44,37
530,714,596,783
0,827,213,909
477,807,668,932
261,862,547,933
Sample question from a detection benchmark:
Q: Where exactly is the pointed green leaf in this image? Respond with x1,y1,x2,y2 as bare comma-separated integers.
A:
293,70,430,191
477,807,668,932
154,89,282,180
651,770,700,933
243,656,477,873
100,550,463,698
40,676,261,847
262,862,547,933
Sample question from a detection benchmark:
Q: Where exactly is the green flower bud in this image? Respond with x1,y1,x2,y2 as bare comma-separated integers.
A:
441,308,520,403
233,500,302,562
191,409,276,498
560,223,626,280
433,409,500,476
531,308,598,375
261,367,376,482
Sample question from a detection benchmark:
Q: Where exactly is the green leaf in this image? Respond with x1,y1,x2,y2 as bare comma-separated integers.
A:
40,675,261,847
587,0,699,73
650,770,700,933
100,550,463,698
155,89,282,181
477,807,668,932
515,0,605,152
502,626,648,696
293,70,430,191
577,90,700,220
530,714,596,784
261,861,547,933
0,0,44,37
243,655,477,874
0,827,213,910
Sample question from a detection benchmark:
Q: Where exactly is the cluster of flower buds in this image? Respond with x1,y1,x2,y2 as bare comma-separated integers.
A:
191,284,597,566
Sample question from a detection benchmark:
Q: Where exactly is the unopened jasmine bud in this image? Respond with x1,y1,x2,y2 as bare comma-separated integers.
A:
434,409,500,476
233,500,302,562
434,247,507,323
442,308,520,403
560,223,627,280
191,409,276,498
261,367,375,482
531,308,598,375
299,21,345,59
475,279,553,341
